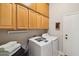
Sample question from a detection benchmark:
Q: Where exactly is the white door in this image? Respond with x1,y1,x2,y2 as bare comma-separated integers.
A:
63,14,79,56
63,15,73,56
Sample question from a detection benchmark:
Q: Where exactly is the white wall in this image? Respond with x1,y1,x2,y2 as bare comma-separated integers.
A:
48,3,79,52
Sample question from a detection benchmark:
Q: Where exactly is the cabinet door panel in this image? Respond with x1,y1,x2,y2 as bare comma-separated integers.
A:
29,10,37,29
42,16,49,29
37,13,42,29
0,4,13,28
36,3,49,16
17,5,28,29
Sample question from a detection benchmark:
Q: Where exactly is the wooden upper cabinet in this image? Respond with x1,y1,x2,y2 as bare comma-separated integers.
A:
36,3,49,17
0,3,49,30
17,5,29,29
41,16,49,29
29,10,37,29
0,3,16,29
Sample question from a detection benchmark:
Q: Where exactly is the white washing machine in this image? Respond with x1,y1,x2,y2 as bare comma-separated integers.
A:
42,33,58,56
29,33,58,56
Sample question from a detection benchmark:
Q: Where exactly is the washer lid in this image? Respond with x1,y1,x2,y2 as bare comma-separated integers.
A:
42,33,49,38
42,33,58,41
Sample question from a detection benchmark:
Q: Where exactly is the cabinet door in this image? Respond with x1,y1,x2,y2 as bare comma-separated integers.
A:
29,10,37,29
37,13,42,29
0,3,14,29
17,5,29,29
36,3,49,17
42,16,49,29
37,13,49,29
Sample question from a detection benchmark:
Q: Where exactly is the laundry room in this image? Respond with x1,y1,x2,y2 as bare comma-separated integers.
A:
0,3,79,56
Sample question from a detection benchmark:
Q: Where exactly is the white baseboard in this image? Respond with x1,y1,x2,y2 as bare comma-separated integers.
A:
58,51,64,56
